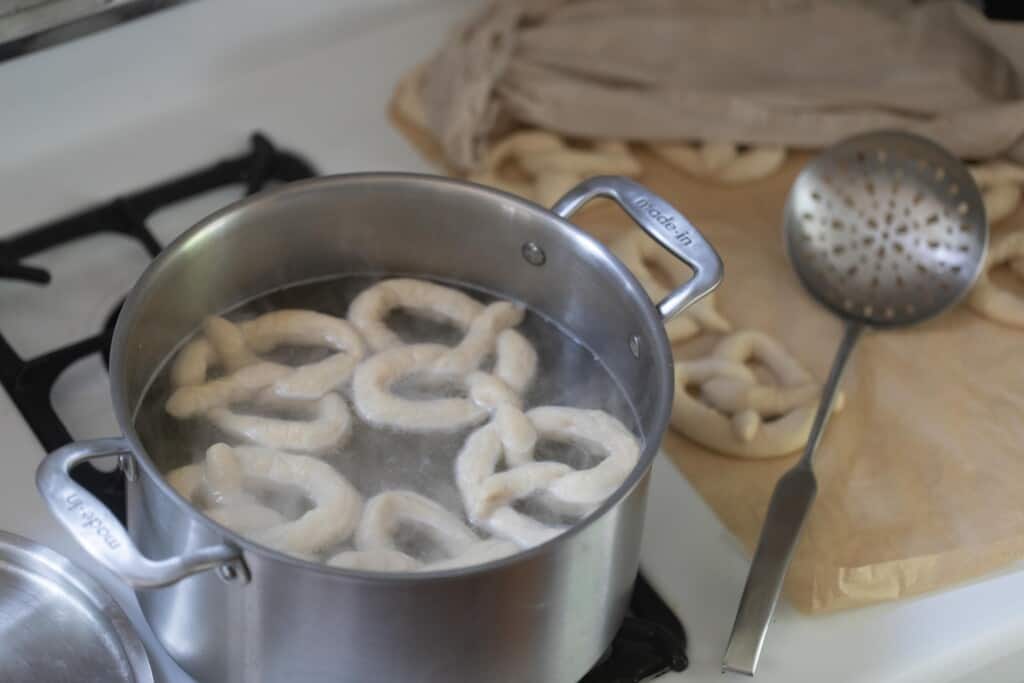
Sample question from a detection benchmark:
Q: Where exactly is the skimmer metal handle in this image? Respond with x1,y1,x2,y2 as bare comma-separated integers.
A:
722,322,863,676
552,176,723,321
36,438,243,588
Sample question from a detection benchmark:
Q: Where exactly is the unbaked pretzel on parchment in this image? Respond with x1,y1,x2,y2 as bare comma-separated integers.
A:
166,443,363,556
969,160,1024,225
648,141,787,184
467,130,642,207
967,228,1024,328
670,331,844,458
610,231,731,343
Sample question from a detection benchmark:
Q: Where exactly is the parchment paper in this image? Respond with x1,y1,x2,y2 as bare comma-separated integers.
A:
391,98,1024,613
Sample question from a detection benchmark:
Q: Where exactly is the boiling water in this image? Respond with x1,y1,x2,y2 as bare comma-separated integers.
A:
135,275,641,563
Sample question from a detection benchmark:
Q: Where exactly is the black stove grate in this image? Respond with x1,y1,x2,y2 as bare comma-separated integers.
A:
0,132,317,520
584,572,689,682
0,132,687,682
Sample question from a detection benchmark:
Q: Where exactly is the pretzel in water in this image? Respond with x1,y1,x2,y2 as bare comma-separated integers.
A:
165,443,363,556
353,344,487,432
467,130,642,207
967,228,1024,328
671,331,844,458
350,279,538,433
969,160,1024,225
610,231,731,343
349,278,536,386
649,141,787,184
353,347,537,430
327,490,517,572
456,406,640,549
171,310,365,399
165,445,286,534
207,392,351,454
165,311,363,453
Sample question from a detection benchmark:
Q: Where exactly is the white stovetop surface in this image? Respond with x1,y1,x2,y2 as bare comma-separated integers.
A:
2,2,1024,682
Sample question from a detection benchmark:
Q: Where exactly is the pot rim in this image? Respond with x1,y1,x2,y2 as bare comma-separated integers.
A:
110,172,674,583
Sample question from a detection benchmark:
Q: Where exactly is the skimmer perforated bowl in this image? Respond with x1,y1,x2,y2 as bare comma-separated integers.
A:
783,130,987,326
723,131,988,677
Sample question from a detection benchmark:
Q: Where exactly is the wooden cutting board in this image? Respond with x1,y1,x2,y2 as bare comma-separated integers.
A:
390,96,1024,614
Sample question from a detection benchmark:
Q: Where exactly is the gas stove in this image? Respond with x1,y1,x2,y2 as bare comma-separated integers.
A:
0,132,688,683
3,2,1023,682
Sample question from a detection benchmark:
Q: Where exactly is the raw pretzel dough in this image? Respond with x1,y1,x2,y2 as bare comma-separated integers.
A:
352,344,489,432
165,443,363,555
170,310,365,400
348,279,536,384
352,342,536,434
465,371,537,461
610,231,731,343
969,160,1024,225
526,406,641,509
327,549,421,572
350,282,538,432
493,329,538,394
205,503,287,534
348,278,485,351
455,407,640,548
328,490,517,572
166,311,363,451
456,424,565,548
967,229,1024,328
356,489,479,555
165,446,288,534
467,130,642,207
166,362,290,418
670,330,844,458
649,141,787,184
428,301,525,379
208,392,352,453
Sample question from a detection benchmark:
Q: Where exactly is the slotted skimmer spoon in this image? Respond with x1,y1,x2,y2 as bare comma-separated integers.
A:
722,130,989,676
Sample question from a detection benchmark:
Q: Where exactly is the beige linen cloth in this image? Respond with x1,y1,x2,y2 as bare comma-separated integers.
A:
418,0,1024,172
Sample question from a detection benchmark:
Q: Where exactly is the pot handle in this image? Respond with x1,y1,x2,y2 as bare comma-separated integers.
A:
36,438,243,589
551,175,723,321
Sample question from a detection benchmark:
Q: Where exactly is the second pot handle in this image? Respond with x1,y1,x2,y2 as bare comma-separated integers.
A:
36,438,244,589
551,175,724,322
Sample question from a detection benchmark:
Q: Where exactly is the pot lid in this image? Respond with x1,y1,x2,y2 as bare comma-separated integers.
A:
0,530,153,683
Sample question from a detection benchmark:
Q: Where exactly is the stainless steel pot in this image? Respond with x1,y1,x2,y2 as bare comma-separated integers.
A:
36,174,722,683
